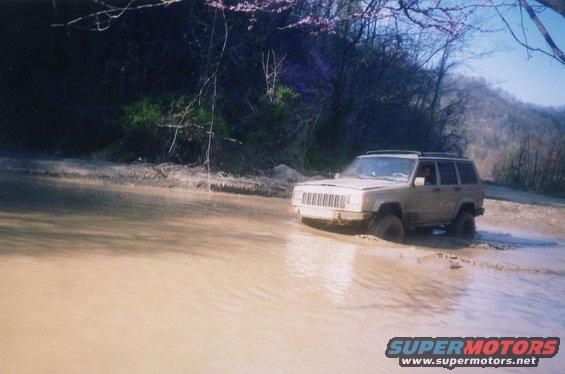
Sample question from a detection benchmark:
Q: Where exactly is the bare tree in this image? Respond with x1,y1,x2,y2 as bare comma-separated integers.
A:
261,51,286,103
494,132,565,193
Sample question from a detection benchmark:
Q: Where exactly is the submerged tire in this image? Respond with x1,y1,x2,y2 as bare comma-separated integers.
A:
368,214,405,243
448,211,476,239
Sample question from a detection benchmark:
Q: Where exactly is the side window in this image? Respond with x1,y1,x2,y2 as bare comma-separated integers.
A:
438,162,458,185
416,162,437,185
457,162,479,184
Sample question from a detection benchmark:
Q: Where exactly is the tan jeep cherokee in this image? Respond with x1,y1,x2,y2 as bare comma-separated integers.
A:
291,150,484,243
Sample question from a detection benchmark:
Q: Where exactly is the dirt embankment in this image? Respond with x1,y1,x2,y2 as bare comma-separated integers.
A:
0,154,297,197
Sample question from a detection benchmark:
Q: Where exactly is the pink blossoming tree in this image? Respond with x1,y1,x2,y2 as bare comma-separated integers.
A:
59,0,563,63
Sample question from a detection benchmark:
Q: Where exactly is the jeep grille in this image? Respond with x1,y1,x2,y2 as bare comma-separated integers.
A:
301,192,346,209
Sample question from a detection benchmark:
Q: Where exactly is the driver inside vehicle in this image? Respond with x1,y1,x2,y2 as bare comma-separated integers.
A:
418,164,436,185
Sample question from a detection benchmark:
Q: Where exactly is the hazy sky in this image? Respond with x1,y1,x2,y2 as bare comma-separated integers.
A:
456,5,564,108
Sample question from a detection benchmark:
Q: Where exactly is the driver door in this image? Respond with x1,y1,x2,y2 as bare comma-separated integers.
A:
405,161,442,224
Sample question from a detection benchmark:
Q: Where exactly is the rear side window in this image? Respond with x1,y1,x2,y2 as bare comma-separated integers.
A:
438,162,458,185
457,162,478,184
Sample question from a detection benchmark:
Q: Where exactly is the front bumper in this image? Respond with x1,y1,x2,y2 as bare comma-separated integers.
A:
293,206,371,223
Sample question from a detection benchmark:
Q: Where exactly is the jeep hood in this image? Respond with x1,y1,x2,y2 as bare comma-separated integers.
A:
298,177,403,190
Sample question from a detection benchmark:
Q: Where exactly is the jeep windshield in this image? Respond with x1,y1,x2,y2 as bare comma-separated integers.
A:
341,156,416,182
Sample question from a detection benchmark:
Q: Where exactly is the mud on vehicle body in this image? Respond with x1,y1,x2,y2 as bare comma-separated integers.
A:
291,150,485,243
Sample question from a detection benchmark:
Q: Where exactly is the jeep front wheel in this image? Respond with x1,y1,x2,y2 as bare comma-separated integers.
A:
368,215,405,243
448,211,476,239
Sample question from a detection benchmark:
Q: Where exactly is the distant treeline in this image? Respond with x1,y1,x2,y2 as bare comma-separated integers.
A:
493,134,564,194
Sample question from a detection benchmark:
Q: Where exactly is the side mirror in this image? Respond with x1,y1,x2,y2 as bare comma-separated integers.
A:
414,177,426,187
334,173,341,179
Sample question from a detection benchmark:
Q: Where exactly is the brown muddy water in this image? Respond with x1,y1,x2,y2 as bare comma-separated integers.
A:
0,174,563,373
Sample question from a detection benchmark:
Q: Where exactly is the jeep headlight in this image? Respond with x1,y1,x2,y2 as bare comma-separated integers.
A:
348,194,362,205
292,190,302,200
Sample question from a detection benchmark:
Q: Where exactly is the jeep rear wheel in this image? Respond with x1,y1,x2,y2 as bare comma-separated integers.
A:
448,211,476,239
368,215,405,243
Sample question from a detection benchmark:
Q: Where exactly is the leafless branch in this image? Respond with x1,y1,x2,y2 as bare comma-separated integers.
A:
489,0,564,63
519,0,565,63
261,51,286,102
535,0,565,16
204,10,229,192
53,0,182,31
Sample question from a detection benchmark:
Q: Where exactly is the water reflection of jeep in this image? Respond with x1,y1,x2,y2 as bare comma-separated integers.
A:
291,151,485,243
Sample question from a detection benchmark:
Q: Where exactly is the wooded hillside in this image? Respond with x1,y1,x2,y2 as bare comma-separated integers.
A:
1,1,563,193
458,76,564,193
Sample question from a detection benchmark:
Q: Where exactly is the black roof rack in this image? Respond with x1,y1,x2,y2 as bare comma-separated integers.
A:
366,150,421,155
420,152,461,158
365,150,463,158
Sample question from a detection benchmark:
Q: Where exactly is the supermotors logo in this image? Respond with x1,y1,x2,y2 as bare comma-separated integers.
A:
385,337,560,369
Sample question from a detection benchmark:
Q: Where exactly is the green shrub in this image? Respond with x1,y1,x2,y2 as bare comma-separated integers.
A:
169,97,230,137
275,85,300,105
122,98,164,142
119,96,228,163
242,86,299,154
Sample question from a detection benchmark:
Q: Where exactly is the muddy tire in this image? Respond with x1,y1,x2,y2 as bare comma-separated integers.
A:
367,214,405,243
448,211,476,239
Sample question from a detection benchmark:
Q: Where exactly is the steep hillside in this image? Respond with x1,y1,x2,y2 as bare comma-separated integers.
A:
456,76,565,180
